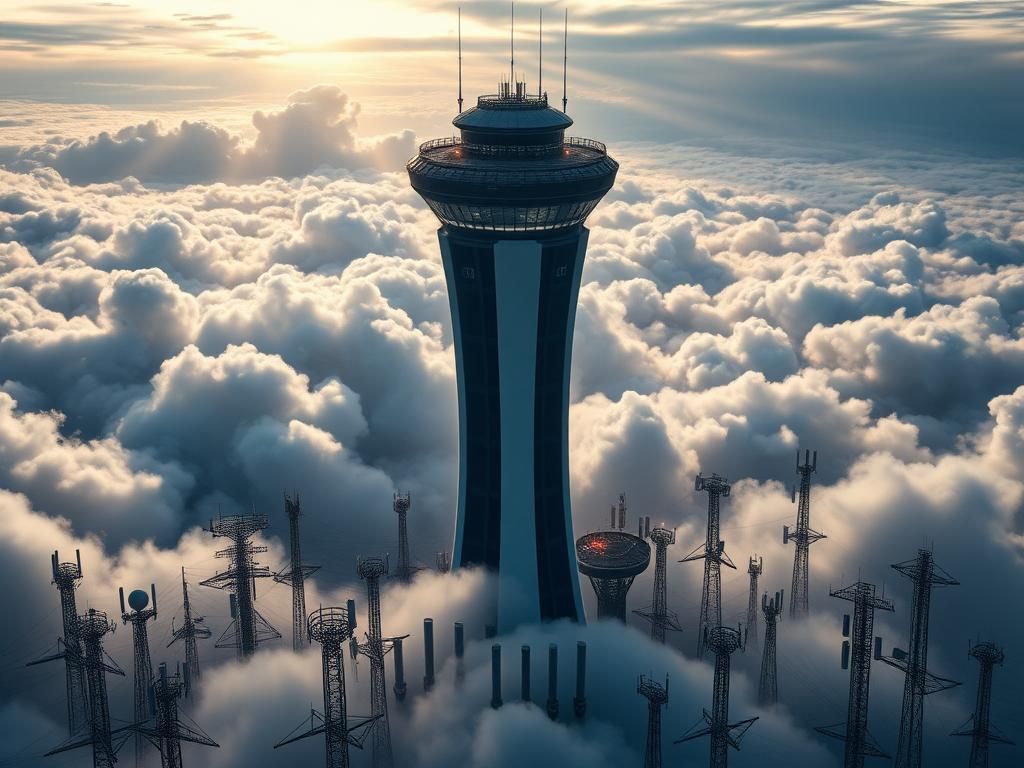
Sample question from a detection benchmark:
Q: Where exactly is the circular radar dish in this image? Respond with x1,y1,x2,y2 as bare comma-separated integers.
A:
576,531,651,579
127,589,149,612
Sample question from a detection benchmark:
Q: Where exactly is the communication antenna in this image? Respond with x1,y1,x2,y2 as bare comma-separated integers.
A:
510,1,515,86
538,8,542,98
457,7,463,112
562,9,568,112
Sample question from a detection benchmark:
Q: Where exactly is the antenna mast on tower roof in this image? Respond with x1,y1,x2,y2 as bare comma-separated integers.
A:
562,9,568,112
510,1,515,85
538,8,542,98
457,7,463,112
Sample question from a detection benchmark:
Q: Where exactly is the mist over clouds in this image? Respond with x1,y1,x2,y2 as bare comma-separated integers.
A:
1,77,1022,767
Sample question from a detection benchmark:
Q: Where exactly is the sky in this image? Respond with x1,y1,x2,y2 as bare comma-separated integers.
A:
1,1,1023,767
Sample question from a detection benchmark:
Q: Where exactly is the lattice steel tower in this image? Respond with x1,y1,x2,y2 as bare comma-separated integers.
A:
356,557,407,768
27,549,88,736
276,607,379,768
880,549,959,768
167,568,209,698
638,675,669,768
683,473,736,656
675,626,757,767
816,581,893,767
758,590,783,707
784,449,825,619
120,584,158,768
274,493,321,650
138,662,218,768
576,498,651,621
634,525,682,643
392,492,422,583
45,609,125,768
408,19,619,630
201,512,280,657
745,556,762,650
951,641,1014,767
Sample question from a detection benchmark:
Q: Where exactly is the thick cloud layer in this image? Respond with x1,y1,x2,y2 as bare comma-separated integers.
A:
1,88,1022,766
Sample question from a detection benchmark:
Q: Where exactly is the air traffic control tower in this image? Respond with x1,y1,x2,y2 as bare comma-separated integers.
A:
408,79,618,631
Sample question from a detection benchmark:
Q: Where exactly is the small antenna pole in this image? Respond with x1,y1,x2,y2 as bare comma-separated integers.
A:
562,9,568,112
457,7,463,112
510,1,515,86
538,8,543,98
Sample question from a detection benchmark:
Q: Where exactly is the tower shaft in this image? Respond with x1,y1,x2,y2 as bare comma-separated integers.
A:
638,676,668,768
129,614,156,767
169,568,210,697
51,553,89,736
674,627,757,767
685,474,734,656
634,528,680,642
393,493,418,583
885,550,959,768
758,591,782,707
786,449,823,619
589,576,635,621
816,582,893,768
288,495,308,649
323,635,350,767
951,642,1012,768
745,557,762,650
358,560,395,768
148,663,218,768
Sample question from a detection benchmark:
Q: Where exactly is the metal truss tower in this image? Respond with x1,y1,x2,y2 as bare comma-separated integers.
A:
276,607,379,768
816,581,894,768
745,556,762,650
274,493,321,650
634,525,682,643
638,675,669,768
356,556,408,768
683,473,736,656
784,449,825,619
136,662,218,768
201,513,280,658
27,549,89,736
675,626,757,767
758,590,783,707
45,609,125,768
120,584,158,768
951,641,1014,767
167,568,210,698
880,550,959,768
392,492,422,583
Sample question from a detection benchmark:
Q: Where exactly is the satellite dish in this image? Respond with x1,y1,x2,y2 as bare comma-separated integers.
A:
127,589,150,612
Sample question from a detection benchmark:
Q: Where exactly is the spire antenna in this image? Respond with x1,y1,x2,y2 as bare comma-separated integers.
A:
510,1,515,88
538,7,543,98
457,7,463,112
561,8,568,112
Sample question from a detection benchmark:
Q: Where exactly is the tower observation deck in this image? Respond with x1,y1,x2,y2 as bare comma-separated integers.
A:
408,81,618,631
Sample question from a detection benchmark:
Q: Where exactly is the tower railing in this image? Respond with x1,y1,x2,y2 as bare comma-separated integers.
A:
418,135,606,156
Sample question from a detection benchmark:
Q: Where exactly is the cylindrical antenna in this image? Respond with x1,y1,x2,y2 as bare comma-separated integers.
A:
573,640,586,719
151,583,157,614
562,8,568,112
546,643,559,720
454,621,465,686
457,7,463,113
346,598,357,632
490,644,503,709
538,7,542,98
521,644,531,702
423,618,435,691
119,587,126,615
393,637,407,701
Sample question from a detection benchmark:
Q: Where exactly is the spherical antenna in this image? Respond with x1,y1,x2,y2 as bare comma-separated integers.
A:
127,589,150,612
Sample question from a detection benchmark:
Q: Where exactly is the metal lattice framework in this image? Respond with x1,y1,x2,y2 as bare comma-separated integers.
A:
675,626,757,767
634,527,682,642
167,567,210,698
577,529,651,622
201,513,280,657
274,494,321,651
120,585,158,768
758,590,783,707
392,493,423,583
45,609,126,768
356,557,408,768
683,473,736,656
133,662,219,768
784,449,826,619
276,607,379,768
879,550,959,768
638,675,669,768
951,641,1014,767
745,557,762,650
816,581,894,768
27,550,89,737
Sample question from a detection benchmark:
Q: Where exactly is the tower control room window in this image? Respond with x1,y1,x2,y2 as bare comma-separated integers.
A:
462,266,476,279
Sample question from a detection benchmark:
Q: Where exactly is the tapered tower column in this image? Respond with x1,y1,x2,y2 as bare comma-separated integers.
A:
409,80,618,631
